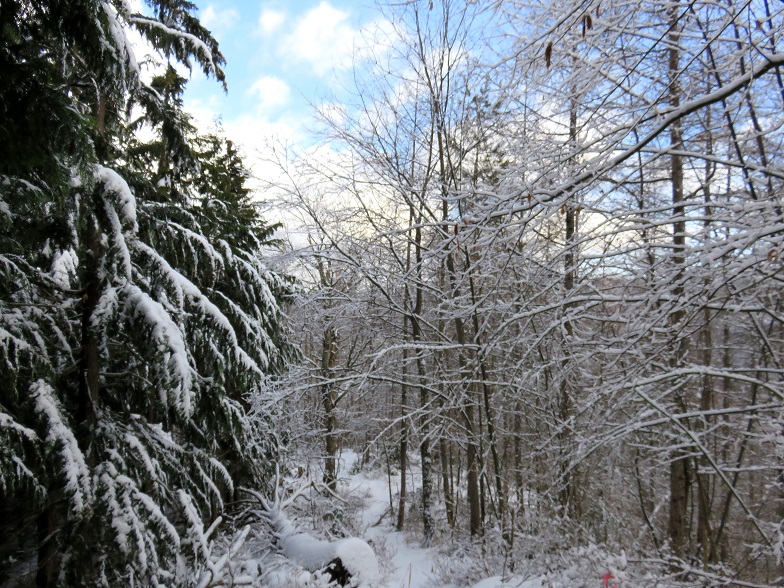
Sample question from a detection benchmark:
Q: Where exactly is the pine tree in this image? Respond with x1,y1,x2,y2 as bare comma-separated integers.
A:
0,0,292,585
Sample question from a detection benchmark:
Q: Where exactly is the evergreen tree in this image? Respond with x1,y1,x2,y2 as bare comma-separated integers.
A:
0,0,292,585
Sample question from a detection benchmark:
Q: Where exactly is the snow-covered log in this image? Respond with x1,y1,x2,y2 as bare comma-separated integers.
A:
245,488,379,587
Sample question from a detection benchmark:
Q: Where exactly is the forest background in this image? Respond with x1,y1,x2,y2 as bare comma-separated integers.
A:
1,0,783,586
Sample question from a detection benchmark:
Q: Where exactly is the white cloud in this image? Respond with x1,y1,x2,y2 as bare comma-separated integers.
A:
248,75,291,111
279,2,396,79
285,1,358,76
201,5,239,38
258,7,286,34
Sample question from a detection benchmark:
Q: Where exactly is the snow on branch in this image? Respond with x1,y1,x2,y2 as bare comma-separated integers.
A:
502,51,784,214
133,241,264,377
123,431,163,483
100,0,140,86
0,325,33,356
90,285,120,336
95,165,139,280
95,165,138,232
194,524,251,588
0,411,38,442
126,15,223,81
208,290,270,369
123,284,194,416
178,489,213,562
244,485,379,587
31,379,92,517
50,248,79,289
95,461,182,578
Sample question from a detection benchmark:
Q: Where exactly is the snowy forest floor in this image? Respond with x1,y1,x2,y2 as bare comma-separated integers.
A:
206,450,654,588
328,452,541,588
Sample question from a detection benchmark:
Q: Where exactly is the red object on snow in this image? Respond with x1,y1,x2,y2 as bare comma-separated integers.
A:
602,571,619,588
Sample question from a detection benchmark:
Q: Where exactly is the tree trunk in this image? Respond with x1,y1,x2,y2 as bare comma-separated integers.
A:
436,120,483,535
697,133,716,565
465,403,482,536
321,324,339,491
445,264,482,536
667,0,691,558
463,240,507,540
416,333,435,543
439,432,456,528
410,211,435,544
35,504,56,588
397,324,409,531
556,81,580,519
78,212,101,448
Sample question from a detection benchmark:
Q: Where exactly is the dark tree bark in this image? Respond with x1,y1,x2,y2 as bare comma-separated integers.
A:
667,0,691,559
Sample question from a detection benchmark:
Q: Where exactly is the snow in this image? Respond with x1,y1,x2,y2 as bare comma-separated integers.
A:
96,460,185,571
353,472,437,588
102,197,133,279
471,578,536,588
4,177,42,194
266,503,380,586
98,468,131,552
91,285,120,333
178,489,211,561
126,15,223,79
94,165,138,231
123,283,193,416
281,531,338,571
0,323,31,355
134,240,265,377
31,379,92,516
274,533,379,585
50,248,78,289
130,475,181,548
312,451,445,588
0,411,38,441
258,451,487,588
124,431,161,482
101,1,140,79
68,169,82,188
95,164,138,279
197,450,653,588
333,537,379,585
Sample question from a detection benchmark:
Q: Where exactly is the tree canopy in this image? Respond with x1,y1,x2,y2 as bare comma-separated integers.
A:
0,0,293,585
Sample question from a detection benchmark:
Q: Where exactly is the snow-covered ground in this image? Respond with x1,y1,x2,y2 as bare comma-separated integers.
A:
239,450,543,588
339,451,542,588
205,449,641,588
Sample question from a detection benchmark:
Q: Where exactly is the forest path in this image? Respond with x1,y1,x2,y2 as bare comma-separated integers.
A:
340,451,538,588
341,450,437,588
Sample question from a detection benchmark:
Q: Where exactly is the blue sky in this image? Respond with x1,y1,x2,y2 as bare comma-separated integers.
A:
182,0,389,161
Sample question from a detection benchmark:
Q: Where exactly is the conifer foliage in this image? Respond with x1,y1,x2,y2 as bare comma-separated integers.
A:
0,0,292,585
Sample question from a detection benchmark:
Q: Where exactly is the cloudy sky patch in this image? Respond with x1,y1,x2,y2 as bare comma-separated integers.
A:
285,2,358,76
180,0,392,199
258,7,286,34
200,4,239,39
249,75,291,111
